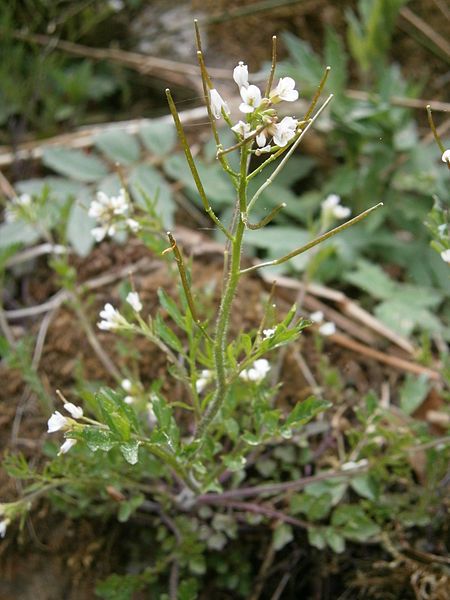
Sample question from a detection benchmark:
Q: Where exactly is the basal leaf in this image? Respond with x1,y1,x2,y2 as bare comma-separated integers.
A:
43,148,108,182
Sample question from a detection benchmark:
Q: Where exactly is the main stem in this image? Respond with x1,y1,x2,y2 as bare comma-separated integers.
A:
195,148,248,440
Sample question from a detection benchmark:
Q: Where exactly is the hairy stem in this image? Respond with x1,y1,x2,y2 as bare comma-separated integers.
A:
194,148,249,441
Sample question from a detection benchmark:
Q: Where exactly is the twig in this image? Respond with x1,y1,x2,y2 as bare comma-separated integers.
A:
258,272,415,354
12,29,230,88
270,572,291,600
346,90,450,113
203,499,309,529
204,0,321,24
0,107,208,168
0,169,16,199
249,539,277,600
329,332,440,381
399,7,450,60
197,466,368,501
5,243,68,269
70,293,122,382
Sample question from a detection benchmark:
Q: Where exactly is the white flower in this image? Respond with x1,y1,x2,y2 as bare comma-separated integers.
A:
310,311,324,324
270,77,299,103
262,328,276,340
47,411,69,433
126,291,142,312
0,519,9,538
233,61,249,88
126,218,140,233
124,396,134,404
321,194,351,220
231,120,252,138
108,0,124,11
240,359,270,383
17,193,32,207
321,194,340,210
97,303,127,331
332,205,351,219
196,369,211,393
272,116,298,147
89,189,130,241
58,438,77,455
210,89,230,120
91,225,108,242
441,149,450,164
121,378,132,392
319,322,336,336
89,189,128,219
441,249,450,263
256,132,267,147
341,459,368,471
64,403,83,419
239,85,262,114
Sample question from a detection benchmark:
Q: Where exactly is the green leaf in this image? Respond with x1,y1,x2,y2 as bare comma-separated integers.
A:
42,148,108,182
163,154,233,207
81,427,116,452
155,313,184,353
308,527,326,550
305,479,348,506
178,579,199,600
157,288,185,330
151,392,180,450
96,388,137,440
285,396,331,428
375,298,441,336
399,374,430,415
273,523,294,551
350,474,379,501
119,440,141,465
345,260,397,300
331,505,380,542
281,32,323,86
140,120,177,156
129,164,175,227
94,130,141,165
66,192,96,256
324,528,345,553
117,493,145,522
0,220,40,248
222,454,246,472
290,492,333,521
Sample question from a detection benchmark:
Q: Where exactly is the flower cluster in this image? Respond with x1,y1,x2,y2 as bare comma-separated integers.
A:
97,292,142,331
321,194,351,220
209,62,300,155
240,358,271,383
89,189,140,242
47,402,84,455
196,358,271,393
